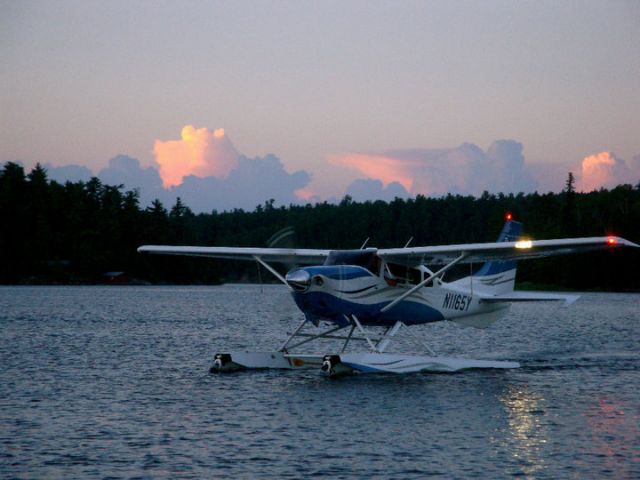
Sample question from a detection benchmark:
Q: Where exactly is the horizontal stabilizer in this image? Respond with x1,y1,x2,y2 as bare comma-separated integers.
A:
480,291,580,306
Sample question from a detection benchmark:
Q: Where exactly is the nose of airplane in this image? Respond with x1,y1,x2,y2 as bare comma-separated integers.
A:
285,269,311,292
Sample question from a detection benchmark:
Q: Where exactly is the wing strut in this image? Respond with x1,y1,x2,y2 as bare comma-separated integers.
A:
381,253,468,313
252,255,289,288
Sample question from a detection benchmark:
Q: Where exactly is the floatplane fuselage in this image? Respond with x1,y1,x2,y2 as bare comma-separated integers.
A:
138,218,638,376
286,251,511,329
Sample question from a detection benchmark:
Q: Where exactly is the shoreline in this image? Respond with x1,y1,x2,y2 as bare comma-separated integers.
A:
2,280,638,293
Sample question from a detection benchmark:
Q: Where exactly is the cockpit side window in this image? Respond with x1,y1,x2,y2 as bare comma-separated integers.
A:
385,262,422,285
324,250,379,274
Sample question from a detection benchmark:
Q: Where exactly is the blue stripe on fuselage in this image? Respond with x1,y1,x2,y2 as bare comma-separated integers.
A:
302,266,374,281
291,290,444,327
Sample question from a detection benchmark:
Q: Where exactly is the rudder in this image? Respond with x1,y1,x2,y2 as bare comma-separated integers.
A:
472,219,523,293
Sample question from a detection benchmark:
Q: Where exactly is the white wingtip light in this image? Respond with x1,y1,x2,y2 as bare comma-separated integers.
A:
515,240,533,249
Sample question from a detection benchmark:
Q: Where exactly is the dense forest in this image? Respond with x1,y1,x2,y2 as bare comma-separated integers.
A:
1,162,639,290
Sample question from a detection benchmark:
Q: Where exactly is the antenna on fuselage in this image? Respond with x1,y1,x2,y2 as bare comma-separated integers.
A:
404,237,414,248
360,237,370,249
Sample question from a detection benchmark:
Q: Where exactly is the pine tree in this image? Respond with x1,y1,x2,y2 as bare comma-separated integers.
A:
562,172,577,235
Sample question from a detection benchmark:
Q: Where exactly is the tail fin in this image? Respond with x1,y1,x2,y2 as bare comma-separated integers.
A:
472,219,523,294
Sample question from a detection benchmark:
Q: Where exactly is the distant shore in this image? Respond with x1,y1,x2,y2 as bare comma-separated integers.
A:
3,280,638,293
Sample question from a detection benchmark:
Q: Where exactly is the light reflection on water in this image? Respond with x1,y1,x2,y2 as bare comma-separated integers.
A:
0,286,639,479
583,397,639,479
500,385,548,477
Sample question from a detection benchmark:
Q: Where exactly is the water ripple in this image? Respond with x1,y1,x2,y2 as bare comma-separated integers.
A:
1,286,638,479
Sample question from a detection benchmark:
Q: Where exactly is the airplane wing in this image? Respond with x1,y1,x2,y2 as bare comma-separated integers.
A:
137,245,332,265
139,236,638,266
378,236,639,267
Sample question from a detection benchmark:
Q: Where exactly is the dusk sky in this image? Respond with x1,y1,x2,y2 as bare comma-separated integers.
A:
2,0,639,210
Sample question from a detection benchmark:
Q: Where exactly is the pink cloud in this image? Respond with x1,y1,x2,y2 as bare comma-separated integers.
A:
328,153,418,191
294,187,319,202
153,125,239,188
576,152,635,192
328,141,536,197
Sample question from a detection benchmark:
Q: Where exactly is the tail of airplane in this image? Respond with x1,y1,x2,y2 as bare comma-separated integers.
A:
450,217,523,295
468,217,580,303
448,216,580,329
473,219,522,294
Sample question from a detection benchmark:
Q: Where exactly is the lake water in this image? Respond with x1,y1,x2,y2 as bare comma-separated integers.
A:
1,286,639,479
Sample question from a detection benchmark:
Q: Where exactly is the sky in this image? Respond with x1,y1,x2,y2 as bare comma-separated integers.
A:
2,0,639,211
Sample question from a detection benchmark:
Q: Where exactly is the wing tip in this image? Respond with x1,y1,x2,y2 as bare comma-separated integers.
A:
137,245,159,254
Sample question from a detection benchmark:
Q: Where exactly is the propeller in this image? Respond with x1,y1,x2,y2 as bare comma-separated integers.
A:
263,226,317,336
266,226,296,250
254,226,305,293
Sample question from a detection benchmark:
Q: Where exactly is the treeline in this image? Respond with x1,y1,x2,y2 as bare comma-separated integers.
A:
1,162,639,290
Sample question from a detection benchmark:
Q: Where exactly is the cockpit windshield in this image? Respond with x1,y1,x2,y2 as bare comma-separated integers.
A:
324,250,379,274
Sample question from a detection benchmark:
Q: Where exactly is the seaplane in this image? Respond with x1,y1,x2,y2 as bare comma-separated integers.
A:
138,215,638,376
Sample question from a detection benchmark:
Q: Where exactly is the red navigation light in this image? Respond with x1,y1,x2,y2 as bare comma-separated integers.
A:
505,212,513,221
607,237,617,245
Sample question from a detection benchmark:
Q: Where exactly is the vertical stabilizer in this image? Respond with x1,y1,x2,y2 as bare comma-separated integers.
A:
471,219,523,294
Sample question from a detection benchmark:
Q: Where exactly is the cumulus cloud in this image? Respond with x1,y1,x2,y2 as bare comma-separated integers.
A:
346,179,409,202
576,151,635,192
28,125,314,212
90,151,312,212
331,140,537,197
138,125,312,211
170,154,310,212
19,127,640,214
294,187,320,203
98,154,165,206
44,163,93,183
329,152,418,191
153,125,239,188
